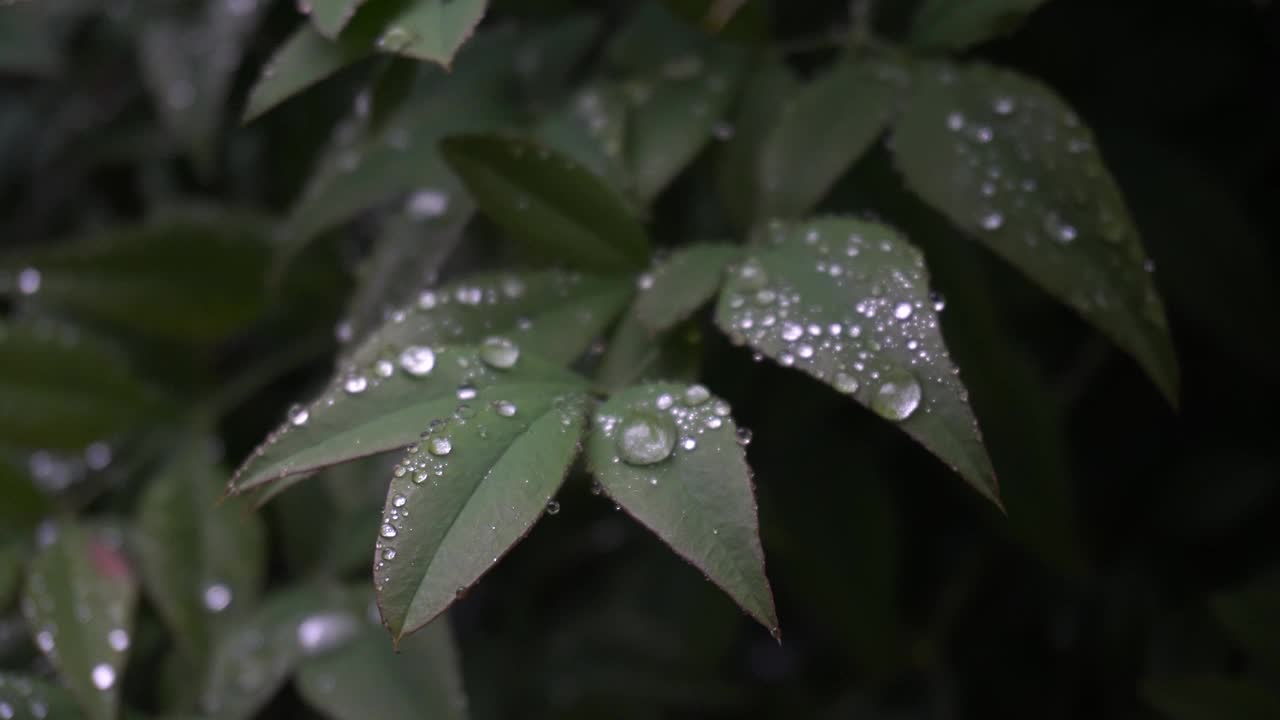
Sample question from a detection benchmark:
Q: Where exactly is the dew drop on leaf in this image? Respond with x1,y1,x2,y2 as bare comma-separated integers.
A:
398,346,436,376
343,375,368,394
428,436,453,456
834,372,860,394
380,523,397,538
616,412,677,465
287,404,309,426
479,336,520,369
91,664,115,691
545,500,560,515
684,384,710,406
870,368,922,421
493,400,517,417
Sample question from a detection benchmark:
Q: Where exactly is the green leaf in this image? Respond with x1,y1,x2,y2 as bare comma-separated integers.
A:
534,85,630,195
310,0,368,38
375,388,588,640
512,13,603,103
364,0,488,67
199,584,367,720
714,217,999,505
758,57,906,219
624,49,744,203
635,244,741,332
1,209,276,343
595,311,705,391
606,2,708,74
441,134,651,272
21,524,137,720
910,0,1046,51
0,456,53,538
0,322,170,450
0,541,22,611
716,57,796,229
242,25,373,123
1212,579,1280,673
0,673,85,720
133,438,267,662
1143,676,1280,720
893,63,1178,404
295,621,468,720
230,345,586,495
344,269,633,368
583,383,778,636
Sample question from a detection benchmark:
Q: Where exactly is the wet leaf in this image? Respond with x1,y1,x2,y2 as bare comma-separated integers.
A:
584,383,777,635
534,85,630,195
513,13,602,103
624,48,744,203
1211,578,1280,673
21,524,137,720
1,210,276,343
0,673,84,720
344,270,633,368
893,62,1178,404
606,2,708,74
0,321,170,450
242,25,373,123
199,584,366,720
296,620,468,720
716,57,796,229
635,244,741,332
229,345,586,495
1143,675,1280,720
441,134,651,272
361,0,488,67
910,0,1047,51
596,311,704,391
310,0,368,38
375,389,588,640
133,438,267,662
758,57,905,218
714,217,999,505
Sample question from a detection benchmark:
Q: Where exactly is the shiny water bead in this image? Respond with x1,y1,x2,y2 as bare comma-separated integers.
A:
870,368,922,421
428,436,453,456
683,385,710,405
616,412,677,465
480,336,520,369
343,375,368,394
399,346,435,376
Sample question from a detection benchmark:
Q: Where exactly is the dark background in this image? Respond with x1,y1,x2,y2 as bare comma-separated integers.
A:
2,0,1278,718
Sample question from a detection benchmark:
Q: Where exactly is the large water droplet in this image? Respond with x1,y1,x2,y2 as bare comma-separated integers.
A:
616,412,677,465
429,436,453,456
399,346,435,376
870,369,922,421
684,385,710,406
480,336,520,369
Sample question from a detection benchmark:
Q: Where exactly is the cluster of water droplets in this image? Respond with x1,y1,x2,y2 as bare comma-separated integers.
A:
594,385,737,483
718,221,978,423
926,65,1165,327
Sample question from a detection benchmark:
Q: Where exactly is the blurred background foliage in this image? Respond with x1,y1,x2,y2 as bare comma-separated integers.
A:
0,0,1278,718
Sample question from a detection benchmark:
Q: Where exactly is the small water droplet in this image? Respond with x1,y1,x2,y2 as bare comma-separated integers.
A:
456,384,477,401
834,372,859,394
107,629,129,652
399,346,436,377
735,427,753,446
382,548,397,560
781,322,803,342
480,337,520,369
343,375,368,394
375,360,394,378
91,664,115,691
203,583,232,612
681,437,697,451
980,212,1004,231
429,436,453,456
380,524,397,538
637,273,655,290
406,189,449,219
287,404,309,426
616,412,677,465
545,500,560,515
392,494,406,508
870,368,922,421
376,25,415,52
893,302,913,320
655,394,674,410
17,267,41,295
493,400,517,417
684,385,710,405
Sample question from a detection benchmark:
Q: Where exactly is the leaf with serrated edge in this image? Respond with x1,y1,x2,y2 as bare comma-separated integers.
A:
442,134,650,272
0,673,85,720
375,389,588,641
584,382,778,636
134,438,267,661
893,62,1177,404
229,346,586,495
758,57,906,218
714,217,999,505
21,524,136,720
636,244,741,332
295,621,468,720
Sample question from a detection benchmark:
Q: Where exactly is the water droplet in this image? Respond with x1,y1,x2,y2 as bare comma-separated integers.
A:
735,427,753,446
480,337,520,369
870,369,922,421
616,412,677,465
781,322,803,342
834,372,859,394
343,375,368,394
287,404,309,426
203,583,232,612
296,612,359,655
494,400,517,417
545,500,560,515
406,189,449,219
376,25,415,52
429,436,452,456
382,548,397,560
91,664,115,691
399,346,435,376
85,441,112,471
17,267,40,295
380,523,397,538
681,437,697,451
737,260,767,289
375,360,394,378
980,211,1004,231
456,384,477,401
946,111,965,131
992,96,1016,115
683,385,710,405
35,630,54,652
655,393,674,410
637,273,654,290
392,494,406,508
893,302,913,320
107,629,129,652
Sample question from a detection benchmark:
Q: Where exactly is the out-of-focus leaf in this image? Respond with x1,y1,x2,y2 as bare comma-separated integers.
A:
0,2,79,76
296,619,468,720
360,0,488,67
606,2,708,73
375,389,588,641
584,383,778,636
663,0,761,35
624,48,744,203
0,322,170,450
910,0,1047,51
635,244,740,333
534,85,630,195
199,584,366,720
758,57,905,219
716,57,796,229
1,209,276,342
310,0,368,38
138,0,265,167
0,542,21,611
0,673,84,720
344,269,633,368
1211,579,1280,673
133,437,267,662
1142,675,1280,720
242,25,374,123
0,457,52,539
229,346,586,495
442,134,651,272
21,524,137,720
513,13,602,104
596,312,704,390
715,217,999,505
894,62,1178,404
